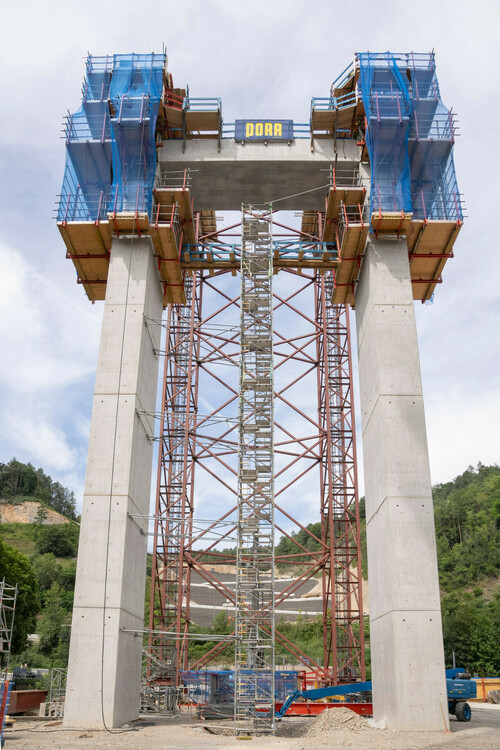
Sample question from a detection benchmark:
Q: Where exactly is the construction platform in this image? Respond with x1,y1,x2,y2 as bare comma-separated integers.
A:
58,183,197,305
331,207,461,306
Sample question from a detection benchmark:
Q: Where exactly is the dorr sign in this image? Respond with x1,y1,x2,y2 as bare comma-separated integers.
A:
235,119,294,142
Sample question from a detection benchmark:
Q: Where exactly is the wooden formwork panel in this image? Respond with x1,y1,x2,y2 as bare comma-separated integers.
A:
154,188,195,243
370,212,413,236
164,105,183,128
301,211,318,237
332,224,368,306
84,282,107,302
408,220,462,302
199,210,217,238
58,221,112,303
185,110,220,132
59,214,187,307
335,103,358,130
326,188,366,219
311,110,335,132
107,212,150,233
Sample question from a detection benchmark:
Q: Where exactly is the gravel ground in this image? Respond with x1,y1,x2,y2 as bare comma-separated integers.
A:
6,706,500,750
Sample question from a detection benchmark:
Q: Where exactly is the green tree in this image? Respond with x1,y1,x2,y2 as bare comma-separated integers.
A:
35,525,78,557
0,459,77,520
0,537,39,653
32,553,60,592
34,505,48,526
37,582,67,655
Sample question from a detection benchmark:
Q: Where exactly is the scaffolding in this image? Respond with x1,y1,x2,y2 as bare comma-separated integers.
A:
234,207,275,733
0,579,17,669
316,281,364,680
147,272,200,688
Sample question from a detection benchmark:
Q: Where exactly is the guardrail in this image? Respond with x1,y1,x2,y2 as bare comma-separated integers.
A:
184,97,221,112
183,240,337,263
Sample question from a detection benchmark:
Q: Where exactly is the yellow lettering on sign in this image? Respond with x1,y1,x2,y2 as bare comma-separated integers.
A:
255,122,263,136
274,122,282,137
246,122,254,137
265,122,273,136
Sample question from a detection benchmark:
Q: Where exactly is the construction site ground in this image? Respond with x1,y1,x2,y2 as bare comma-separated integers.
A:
8,705,500,750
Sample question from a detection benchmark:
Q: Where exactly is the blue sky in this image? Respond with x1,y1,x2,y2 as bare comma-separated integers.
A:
0,0,499,516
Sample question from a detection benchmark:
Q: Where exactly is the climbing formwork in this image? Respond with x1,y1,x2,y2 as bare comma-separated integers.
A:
310,52,463,304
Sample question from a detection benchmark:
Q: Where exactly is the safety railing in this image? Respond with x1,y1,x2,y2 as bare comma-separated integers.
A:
355,51,436,71
409,110,458,141
109,183,153,215
56,187,183,239
110,93,156,123
338,201,370,246
363,90,411,120
184,97,221,112
411,186,463,222
311,90,357,112
330,60,356,95
62,111,111,143
155,168,192,191
182,240,337,263
370,183,412,216
330,166,362,189
150,202,181,243
56,189,111,223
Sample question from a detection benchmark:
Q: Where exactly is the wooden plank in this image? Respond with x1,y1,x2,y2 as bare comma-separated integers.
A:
229,251,237,276
164,106,183,128
311,110,335,131
185,111,220,131
370,213,413,235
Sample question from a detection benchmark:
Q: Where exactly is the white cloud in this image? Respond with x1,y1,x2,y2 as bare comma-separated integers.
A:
0,240,101,503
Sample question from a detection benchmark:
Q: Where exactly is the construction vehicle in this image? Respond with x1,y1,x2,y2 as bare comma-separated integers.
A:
276,669,476,722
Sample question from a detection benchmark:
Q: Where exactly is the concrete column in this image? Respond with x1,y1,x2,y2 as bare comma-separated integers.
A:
64,236,163,729
355,236,449,731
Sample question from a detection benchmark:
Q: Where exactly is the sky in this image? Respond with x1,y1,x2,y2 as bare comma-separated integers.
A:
0,0,499,518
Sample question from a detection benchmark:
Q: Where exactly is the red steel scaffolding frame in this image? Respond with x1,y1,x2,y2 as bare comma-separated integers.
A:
148,214,365,688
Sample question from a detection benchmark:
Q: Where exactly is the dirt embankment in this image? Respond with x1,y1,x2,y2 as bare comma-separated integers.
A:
0,500,69,525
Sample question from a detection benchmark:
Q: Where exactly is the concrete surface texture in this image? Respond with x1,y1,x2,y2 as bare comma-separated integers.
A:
158,138,360,210
63,236,163,729
355,236,449,731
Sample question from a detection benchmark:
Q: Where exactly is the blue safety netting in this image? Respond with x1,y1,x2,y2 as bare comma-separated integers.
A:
358,52,412,216
57,53,164,222
109,53,164,214
356,52,462,222
179,670,299,703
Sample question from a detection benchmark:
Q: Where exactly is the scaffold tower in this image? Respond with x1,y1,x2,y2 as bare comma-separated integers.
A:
235,206,275,733
0,579,17,668
148,272,199,687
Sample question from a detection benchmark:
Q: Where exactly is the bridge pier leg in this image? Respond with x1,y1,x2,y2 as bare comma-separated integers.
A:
64,236,162,729
355,236,449,731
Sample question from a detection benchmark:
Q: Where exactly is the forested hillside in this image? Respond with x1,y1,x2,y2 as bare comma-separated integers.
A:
0,460,499,676
0,459,77,520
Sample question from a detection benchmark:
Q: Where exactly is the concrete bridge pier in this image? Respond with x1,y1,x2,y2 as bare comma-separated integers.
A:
355,235,449,731
63,236,162,728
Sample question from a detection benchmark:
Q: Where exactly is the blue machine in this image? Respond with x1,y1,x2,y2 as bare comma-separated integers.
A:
276,669,476,722
445,669,476,721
